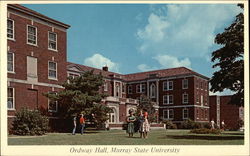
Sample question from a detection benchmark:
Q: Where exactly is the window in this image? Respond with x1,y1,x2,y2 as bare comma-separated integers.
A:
182,79,188,89
200,81,203,90
27,25,37,45
48,92,58,112
7,19,14,39
163,81,173,91
205,109,208,119
163,109,174,120
196,80,199,89
104,81,108,91
150,83,156,98
109,108,116,123
128,85,132,94
201,95,203,106
204,96,207,105
183,108,189,119
122,84,125,93
116,85,120,97
48,61,57,79
136,84,145,93
196,93,199,103
7,52,14,72
7,88,15,110
48,32,57,50
182,93,188,103
196,109,199,119
136,84,140,93
163,95,173,104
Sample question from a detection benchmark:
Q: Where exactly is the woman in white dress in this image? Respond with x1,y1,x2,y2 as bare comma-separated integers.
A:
142,113,150,138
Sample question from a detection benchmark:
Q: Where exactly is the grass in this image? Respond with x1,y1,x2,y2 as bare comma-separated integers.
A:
8,129,244,145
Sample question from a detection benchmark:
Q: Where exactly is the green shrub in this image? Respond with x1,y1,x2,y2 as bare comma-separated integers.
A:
12,108,49,135
190,128,221,134
202,122,211,129
180,119,196,129
162,120,177,129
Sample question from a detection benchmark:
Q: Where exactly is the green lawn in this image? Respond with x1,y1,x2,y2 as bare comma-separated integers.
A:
8,129,244,145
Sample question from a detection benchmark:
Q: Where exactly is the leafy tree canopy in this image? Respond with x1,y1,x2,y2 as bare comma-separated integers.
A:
44,70,113,125
210,4,244,106
136,94,156,122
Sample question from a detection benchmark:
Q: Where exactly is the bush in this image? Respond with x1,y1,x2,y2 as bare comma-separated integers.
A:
202,122,211,129
180,119,196,129
12,108,49,135
190,128,221,134
162,120,177,129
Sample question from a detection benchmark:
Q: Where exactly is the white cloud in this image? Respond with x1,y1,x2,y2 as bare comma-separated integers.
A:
137,64,157,72
84,53,119,72
153,54,191,69
137,13,169,42
137,4,241,58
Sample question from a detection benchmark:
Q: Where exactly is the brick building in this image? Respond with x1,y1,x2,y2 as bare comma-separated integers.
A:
10,4,244,131
209,95,244,130
67,62,210,127
7,4,70,129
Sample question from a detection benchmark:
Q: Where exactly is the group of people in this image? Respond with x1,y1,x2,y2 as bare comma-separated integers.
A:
210,119,226,130
127,109,150,138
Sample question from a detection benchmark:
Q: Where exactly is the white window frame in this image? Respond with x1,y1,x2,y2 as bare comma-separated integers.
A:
136,84,140,93
163,81,173,91
7,52,15,73
200,81,203,90
182,93,188,104
141,84,145,93
128,85,132,94
183,108,189,119
163,109,174,120
48,31,57,51
48,92,58,112
48,61,57,80
182,79,188,89
150,83,156,98
163,95,173,105
196,109,199,119
27,25,37,46
7,19,15,40
122,84,126,93
104,81,108,91
136,84,146,93
196,93,199,103
7,87,15,110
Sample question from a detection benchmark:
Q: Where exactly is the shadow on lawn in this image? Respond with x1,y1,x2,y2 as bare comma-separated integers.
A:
164,134,244,140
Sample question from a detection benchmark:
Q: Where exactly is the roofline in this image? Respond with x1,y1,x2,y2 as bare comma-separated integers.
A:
67,62,210,81
8,4,70,29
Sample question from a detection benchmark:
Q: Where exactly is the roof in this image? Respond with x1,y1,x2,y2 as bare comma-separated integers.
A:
8,4,70,29
67,62,123,78
124,67,208,81
67,62,209,81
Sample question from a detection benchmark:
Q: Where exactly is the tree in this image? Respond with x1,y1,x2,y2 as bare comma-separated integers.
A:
136,94,156,122
210,4,244,106
44,70,113,127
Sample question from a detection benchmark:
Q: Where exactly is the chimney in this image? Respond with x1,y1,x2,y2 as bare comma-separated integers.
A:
102,66,108,71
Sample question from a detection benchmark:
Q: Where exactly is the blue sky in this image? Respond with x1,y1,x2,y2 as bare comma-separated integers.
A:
24,3,242,95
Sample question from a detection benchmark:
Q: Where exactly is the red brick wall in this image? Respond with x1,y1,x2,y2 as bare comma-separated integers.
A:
220,96,240,130
7,12,67,84
209,96,218,123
